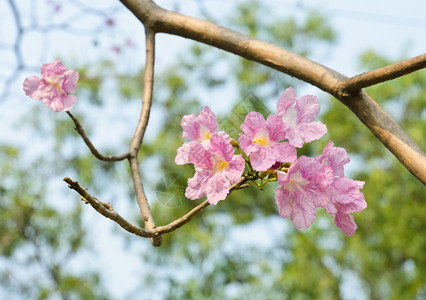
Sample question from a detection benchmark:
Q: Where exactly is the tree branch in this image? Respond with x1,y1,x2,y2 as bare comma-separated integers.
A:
63,176,248,240
67,111,130,161
154,177,249,235
119,0,426,184
63,177,153,238
128,27,161,246
341,53,426,93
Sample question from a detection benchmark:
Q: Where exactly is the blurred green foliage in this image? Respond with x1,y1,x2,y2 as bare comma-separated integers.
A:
0,144,111,299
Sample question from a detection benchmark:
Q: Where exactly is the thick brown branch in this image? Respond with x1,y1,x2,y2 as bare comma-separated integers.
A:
128,28,161,246
119,0,426,184
67,112,129,161
341,53,426,93
63,177,153,238
154,177,249,235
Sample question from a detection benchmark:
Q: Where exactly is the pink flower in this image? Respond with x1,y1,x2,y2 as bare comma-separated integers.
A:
239,112,297,171
316,141,350,177
317,141,366,236
324,178,366,236
106,18,115,27
185,134,245,205
175,106,228,165
274,156,334,230
276,87,327,147
23,60,79,112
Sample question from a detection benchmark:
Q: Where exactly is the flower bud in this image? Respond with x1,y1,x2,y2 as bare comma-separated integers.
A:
230,138,239,148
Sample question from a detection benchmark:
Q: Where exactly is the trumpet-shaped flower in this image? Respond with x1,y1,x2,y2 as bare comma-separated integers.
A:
185,134,245,205
239,112,297,171
324,177,366,236
274,156,334,230
175,106,229,165
316,141,366,236
23,60,79,112
276,87,327,147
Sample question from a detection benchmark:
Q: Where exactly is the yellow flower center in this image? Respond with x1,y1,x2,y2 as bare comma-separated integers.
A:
253,136,270,146
252,129,273,147
45,76,64,93
200,126,212,141
215,160,229,172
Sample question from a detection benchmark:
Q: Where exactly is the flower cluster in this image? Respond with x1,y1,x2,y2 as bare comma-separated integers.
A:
175,107,245,205
176,87,366,236
23,60,79,112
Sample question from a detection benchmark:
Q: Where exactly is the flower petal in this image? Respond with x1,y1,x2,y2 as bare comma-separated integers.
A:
41,60,66,77
299,121,327,144
265,114,286,142
240,111,266,138
61,94,77,111
275,187,292,218
209,133,234,162
205,173,231,205
198,106,218,133
23,76,45,99
185,171,209,200
317,141,349,177
334,213,357,236
276,87,296,115
226,155,245,183
290,196,317,230
181,114,199,140
295,94,320,123
62,70,79,93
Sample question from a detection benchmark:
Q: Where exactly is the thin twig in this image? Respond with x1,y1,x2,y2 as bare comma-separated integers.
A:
63,177,153,238
1,0,24,101
154,177,249,235
63,176,248,240
128,27,160,246
341,53,426,93
67,111,129,161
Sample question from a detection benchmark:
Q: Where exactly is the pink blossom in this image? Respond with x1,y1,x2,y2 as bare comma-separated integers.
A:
111,46,121,54
175,106,229,165
324,178,366,236
23,60,79,112
316,141,350,177
184,134,245,205
275,156,334,230
317,141,366,236
126,38,135,47
239,112,297,171
106,18,115,27
276,87,327,147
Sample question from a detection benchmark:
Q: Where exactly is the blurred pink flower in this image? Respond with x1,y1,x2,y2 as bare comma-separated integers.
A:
111,46,121,54
125,38,135,47
239,111,297,171
46,0,61,12
276,87,327,147
106,18,115,27
317,141,366,236
274,156,334,230
185,134,245,205
23,60,79,112
175,106,229,165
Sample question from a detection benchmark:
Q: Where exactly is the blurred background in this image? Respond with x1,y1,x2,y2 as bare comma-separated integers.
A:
0,0,425,299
